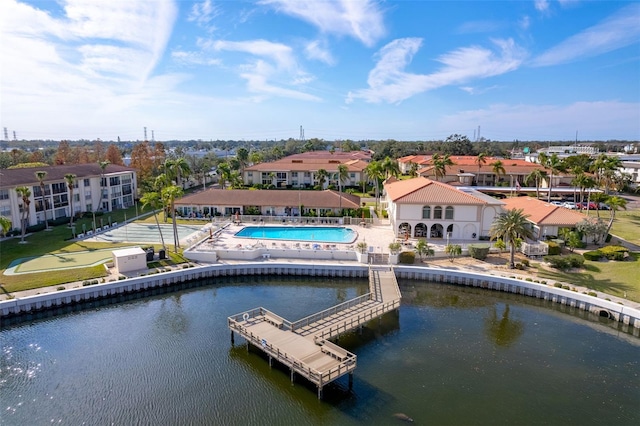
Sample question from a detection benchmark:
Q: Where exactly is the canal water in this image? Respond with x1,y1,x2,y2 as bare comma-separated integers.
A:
1,276,638,425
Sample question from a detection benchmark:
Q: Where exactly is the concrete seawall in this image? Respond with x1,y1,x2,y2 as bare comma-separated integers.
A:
2,263,639,334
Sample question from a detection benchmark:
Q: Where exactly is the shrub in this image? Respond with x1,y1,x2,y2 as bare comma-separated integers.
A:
583,250,603,261
599,245,629,260
398,251,416,264
567,254,585,268
521,259,530,267
515,263,525,270
544,255,570,270
26,223,46,233
468,244,490,260
545,241,561,255
49,217,70,226
56,286,66,291
588,291,598,297
553,283,563,288
562,285,570,290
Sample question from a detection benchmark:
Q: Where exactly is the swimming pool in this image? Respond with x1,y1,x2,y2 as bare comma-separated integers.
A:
234,226,357,243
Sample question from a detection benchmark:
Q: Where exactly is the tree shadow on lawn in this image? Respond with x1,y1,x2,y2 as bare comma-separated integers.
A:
538,265,635,301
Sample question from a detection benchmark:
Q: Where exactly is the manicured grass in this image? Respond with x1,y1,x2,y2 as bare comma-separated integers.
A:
537,252,640,303
609,211,640,245
0,204,189,294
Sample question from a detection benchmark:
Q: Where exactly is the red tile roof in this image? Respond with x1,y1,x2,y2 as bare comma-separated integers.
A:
502,197,588,226
175,189,361,209
384,177,502,205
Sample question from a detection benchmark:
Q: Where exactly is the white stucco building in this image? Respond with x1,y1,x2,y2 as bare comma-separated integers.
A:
383,177,504,241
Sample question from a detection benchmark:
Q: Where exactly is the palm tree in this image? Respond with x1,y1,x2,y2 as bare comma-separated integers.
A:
545,153,565,202
236,147,249,175
140,191,166,251
445,244,462,262
16,186,31,243
489,208,533,269
217,162,232,189
337,164,349,213
589,192,608,218
161,185,184,251
381,156,400,179
164,158,191,189
475,152,488,184
415,238,434,261
525,169,547,199
64,174,77,227
605,195,627,235
432,153,454,181
364,161,384,212
316,169,329,190
490,160,506,185
34,170,49,230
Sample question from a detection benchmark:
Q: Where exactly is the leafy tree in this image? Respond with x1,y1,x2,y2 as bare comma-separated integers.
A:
105,144,124,165
576,217,607,245
444,134,473,155
0,215,11,236
16,186,31,243
35,171,49,230
489,208,533,268
494,238,506,254
140,191,166,251
64,174,76,227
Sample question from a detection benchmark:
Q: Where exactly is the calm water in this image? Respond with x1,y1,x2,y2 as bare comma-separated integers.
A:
234,226,357,243
1,277,639,426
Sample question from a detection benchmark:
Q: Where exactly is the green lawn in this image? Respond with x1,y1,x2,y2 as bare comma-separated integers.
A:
609,211,640,245
537,252,640,303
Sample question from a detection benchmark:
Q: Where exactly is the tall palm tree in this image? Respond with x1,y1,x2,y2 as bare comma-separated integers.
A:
161,185,184,252
544,153,565,202
336,164,349,213
34,170,49,230
15,186,31,243
475,152,488,184
140,191,166,251
364,161,384,212
381,156,400,179
432,153,454,181
316,168,329,189
489,208,533,269
490,160,506,184
97,160,110,212
64,174,77,227
236,147,249,175
164,158,191,189
525,169,547,199
217,162,232,189
605,195,627,235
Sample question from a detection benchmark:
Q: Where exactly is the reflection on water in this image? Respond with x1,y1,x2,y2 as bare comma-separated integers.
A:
1,277,638,425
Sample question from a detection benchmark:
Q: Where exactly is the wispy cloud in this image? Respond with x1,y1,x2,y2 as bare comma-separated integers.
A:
532,3,640,67
304,39,335,65
347,38,526,104
534,0,550,13
259,0,386,47
188,0,221,26
199,38,320,101
456,20,503,34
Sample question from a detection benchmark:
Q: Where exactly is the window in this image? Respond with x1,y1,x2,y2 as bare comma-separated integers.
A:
434,206,443,219
292,172,298,177
422,206,431,219
109,176,120,186
121,174,132,184
0,189,9,200
84,179,90,187
0,205,11,217
445,206,454,220
52,182,66,194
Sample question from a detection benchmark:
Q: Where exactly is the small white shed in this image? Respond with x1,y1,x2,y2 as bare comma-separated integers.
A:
112,247,147,274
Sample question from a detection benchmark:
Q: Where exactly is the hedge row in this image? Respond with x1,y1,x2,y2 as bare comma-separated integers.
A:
468,244,490,260
544,254,585,270
582,245,629,261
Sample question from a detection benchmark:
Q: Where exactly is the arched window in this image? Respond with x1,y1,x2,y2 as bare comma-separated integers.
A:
434,206,443,219
445,206,454,220
422,206,431,219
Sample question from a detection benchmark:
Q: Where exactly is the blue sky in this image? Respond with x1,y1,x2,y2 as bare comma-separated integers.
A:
1,0,639,142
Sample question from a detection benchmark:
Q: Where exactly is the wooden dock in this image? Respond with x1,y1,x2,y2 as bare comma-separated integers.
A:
227,266,401,398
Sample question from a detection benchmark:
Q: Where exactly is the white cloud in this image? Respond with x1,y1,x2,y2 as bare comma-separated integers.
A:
259,0,385,46
519,15,531,31
199,38,319,100
532,3,640,67
534,0,550,13
304,40,335,65
347,38,526,104
188,0,221,26
171,50,222,66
